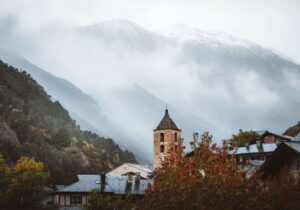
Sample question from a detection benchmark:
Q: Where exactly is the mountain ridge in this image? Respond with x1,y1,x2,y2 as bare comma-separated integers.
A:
0,18,299,161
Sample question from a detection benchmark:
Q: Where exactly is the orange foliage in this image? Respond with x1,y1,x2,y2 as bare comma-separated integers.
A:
138,140,300,210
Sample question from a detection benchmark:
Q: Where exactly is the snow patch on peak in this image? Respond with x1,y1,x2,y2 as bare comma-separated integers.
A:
161,24,257,48
81,19,151,36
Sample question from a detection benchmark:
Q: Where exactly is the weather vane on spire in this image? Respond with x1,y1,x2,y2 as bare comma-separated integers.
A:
166,103,168,110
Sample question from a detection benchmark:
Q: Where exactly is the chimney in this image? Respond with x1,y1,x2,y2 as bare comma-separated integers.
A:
127,173,133,182
134,172,141,192
228,142,233,151
100,172,106,192
256,140,262,148
245,142,249,149
125,174,133,193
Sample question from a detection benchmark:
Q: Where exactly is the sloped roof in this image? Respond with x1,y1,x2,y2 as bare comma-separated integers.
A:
293,132,300,141
284,141,300,153
255,130,268,136
57,174,152,195
257,141,300,179
255,130,292,141
228,143,277,155
155,109,180,131
107,163,153,179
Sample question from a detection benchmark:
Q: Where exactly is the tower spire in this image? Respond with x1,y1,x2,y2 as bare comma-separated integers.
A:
165,104,168,114
153,106,182,168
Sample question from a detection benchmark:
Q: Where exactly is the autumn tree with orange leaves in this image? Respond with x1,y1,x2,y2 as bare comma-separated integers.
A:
138,132,300,210
84,132,300,210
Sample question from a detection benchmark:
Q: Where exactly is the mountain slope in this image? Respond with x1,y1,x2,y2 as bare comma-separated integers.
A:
76,19,300,139
0,47,138,149
0,48,117,134
0,59,136,184
0,19,300,161
283,121,300,137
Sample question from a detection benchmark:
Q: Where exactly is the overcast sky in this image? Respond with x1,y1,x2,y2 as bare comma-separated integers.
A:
1,0,300,63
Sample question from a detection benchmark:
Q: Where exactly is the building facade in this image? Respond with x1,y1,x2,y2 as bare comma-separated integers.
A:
153,108,182,168
257,130,292,143
53,174,151,209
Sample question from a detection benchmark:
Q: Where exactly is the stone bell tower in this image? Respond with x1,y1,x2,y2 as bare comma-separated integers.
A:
153,108,182,168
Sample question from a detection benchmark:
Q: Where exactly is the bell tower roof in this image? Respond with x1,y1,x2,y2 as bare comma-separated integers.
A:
155,108,180,131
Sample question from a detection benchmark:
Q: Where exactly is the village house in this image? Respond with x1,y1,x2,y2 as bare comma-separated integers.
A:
228,142,277,165
256,130,292,143
258,140,300,180
53,173,151,209
228,130,293,165
186,129,295,177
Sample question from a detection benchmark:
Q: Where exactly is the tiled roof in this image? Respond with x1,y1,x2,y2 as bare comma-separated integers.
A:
57,175,152,195
155,109,180,131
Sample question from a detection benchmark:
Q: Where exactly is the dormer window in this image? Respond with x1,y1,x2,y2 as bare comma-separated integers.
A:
160,133,164,142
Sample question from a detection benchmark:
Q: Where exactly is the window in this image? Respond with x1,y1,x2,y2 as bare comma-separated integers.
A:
175,145,178,151
70,196,82,205
175,133,177,142
160,145,165,153
160,133,164,142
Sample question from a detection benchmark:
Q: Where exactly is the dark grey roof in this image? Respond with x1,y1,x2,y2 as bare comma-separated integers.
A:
255,130,268,136
257,141,300,179
284,141,300,153
57,175,152,195
294,132,300,141
255,130,292,140
155,109,180,131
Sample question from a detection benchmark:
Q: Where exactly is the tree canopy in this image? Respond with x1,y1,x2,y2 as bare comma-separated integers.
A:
0,155,48,210
0,59,136,184
229,129,259,147
85,190,134,210
138,132,300,210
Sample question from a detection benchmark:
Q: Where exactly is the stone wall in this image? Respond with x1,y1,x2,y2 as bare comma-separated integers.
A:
153,129,182,168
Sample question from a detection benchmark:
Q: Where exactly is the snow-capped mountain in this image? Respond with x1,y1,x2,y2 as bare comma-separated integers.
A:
163,24,254,47
0,19,299,162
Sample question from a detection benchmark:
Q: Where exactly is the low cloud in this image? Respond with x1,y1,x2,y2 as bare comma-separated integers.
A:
0,17,300,160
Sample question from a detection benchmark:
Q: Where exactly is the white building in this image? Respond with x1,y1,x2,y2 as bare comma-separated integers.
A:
106,163,152,179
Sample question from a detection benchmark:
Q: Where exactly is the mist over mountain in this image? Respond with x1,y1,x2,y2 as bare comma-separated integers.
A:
0,18,299,161
0,47,150,162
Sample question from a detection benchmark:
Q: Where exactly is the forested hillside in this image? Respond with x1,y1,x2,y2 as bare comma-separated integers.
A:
0,60,136,184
